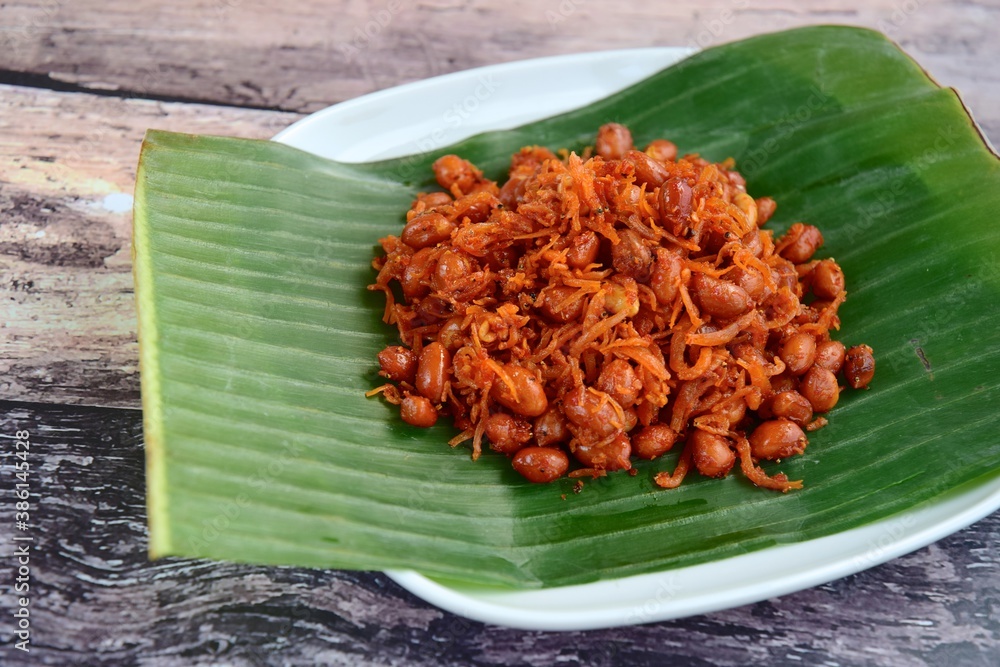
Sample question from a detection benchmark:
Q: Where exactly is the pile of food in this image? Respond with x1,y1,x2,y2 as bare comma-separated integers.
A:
368,123,874,490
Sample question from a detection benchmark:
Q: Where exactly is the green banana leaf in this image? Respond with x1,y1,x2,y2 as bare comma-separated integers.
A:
134,26,1000,589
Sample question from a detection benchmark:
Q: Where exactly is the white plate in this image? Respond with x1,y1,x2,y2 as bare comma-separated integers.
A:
273,49,1000,631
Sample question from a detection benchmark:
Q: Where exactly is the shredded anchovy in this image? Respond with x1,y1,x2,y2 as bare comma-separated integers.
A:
369,124,874,489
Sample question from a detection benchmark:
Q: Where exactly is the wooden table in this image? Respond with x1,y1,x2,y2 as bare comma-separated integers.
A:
2,1,997,664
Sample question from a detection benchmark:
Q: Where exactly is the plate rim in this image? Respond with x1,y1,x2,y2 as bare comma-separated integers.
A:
384,476,1000,630
271,47,1000,631
272,46,693,157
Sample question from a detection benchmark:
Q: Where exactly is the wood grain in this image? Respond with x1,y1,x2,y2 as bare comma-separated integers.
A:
0,401,997,666
0,86,301,407
1,0,997,140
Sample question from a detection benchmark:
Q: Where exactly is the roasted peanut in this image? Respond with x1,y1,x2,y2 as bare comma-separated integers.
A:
779,332,817,376
659,176,693,235
534,408,571,447
604,276,640,317
414,191,452,210
734,192,758,229
777,223,824,264
378,345,417,383
809,259,845,300
755,196,777,225
611,229,654,282
512,447,569,483
690,430,736,478
624,150,670,187
400,247,436,300
727,265,770,302
814,339,846,373
800,366,840,413
844,344,875,389
400,395,437,428
482,245,517,271
562,386,623,438
566,230,601,268
596,358,643,408
452,191,497,223
650,249,682,306
537,285,585,323
623,406,639,432
573,433,632,471
750,419,807,460
401,212,455,249
437,316,466,350
489,363,549,417
596,123,633,160
716,397,747,427
769,390,813,426
632,424,678,459
692,273,754,320
431,249,474,294
645,139,678,162
509,145,558,172
770,259,798,292
432,154,482,194
416,342,451,403
485,412,533,455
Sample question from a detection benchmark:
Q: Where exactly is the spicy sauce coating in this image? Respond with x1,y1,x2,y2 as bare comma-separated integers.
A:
368,124,874,489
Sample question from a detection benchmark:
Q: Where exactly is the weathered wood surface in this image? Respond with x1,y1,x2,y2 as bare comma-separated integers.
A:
0,86,301,407
0,401,997,666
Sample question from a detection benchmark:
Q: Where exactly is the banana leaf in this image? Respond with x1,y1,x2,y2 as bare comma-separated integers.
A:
134,26,1000,589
